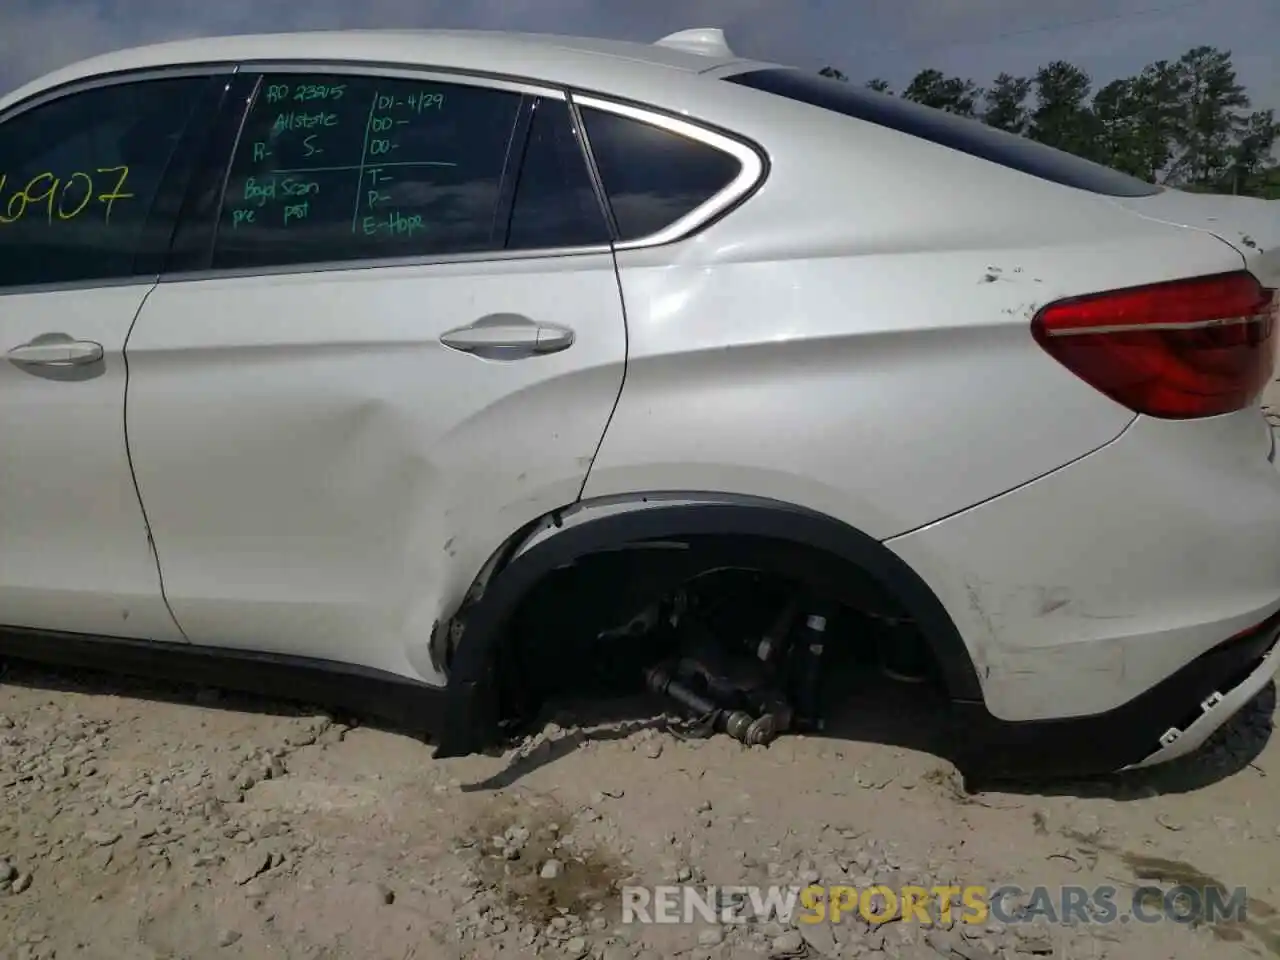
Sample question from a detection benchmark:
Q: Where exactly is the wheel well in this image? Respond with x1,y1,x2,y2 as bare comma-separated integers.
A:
434,501,982,758
501,535,932,712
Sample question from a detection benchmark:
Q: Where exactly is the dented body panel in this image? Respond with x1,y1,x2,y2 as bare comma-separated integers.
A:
124,256,626,682
6,27,1280,776
887,409,1280,721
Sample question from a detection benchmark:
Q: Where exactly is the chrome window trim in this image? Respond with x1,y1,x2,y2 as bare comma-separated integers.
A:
0,64,238,126
233,60,566,100
570,93,766,250
0,277,160,299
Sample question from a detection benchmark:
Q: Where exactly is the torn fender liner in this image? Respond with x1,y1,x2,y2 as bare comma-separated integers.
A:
437,678,498,760
432,501,984,758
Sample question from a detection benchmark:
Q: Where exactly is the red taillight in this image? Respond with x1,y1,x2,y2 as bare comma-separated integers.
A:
1032,271,1276,419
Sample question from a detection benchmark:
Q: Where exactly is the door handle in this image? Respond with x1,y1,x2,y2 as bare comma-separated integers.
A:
440,313,575,360
7,335,104,367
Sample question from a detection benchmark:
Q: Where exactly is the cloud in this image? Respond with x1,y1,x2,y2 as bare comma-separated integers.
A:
1,0,1275,110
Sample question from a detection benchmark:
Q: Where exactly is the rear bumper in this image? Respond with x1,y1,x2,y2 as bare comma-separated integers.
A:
888,409,1280,777
1126,615,1280,768
951,607,1280,778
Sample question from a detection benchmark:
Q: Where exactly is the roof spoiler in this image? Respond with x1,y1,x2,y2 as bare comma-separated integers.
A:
654,28,735,58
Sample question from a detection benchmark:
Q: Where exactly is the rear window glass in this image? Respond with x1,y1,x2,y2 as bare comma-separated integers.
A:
579,106,743,241
724,68,1161,198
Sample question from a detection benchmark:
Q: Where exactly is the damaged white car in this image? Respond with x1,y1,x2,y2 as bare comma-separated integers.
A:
1,27,1277,779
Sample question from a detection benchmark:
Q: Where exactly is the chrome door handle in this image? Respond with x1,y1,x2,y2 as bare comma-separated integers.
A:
7,335,104,367
440,314,575,360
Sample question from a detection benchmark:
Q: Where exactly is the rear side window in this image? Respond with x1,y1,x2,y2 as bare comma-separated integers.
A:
579,106,742,241
211,74,523,270
725,68,1161,198
506,98,610,250
0,76,212,290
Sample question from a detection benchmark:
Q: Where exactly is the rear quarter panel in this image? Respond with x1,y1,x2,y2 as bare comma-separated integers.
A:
1107,191,1280,288
583,77,1246,539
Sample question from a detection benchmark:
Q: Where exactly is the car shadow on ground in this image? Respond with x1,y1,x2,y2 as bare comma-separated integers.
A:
813,673,1275,801
1,655,1272,802
457,670,1275,799
817,670,1276,800
988,680,1276,801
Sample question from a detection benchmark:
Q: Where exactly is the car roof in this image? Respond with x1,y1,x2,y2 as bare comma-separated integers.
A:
1,29,768,109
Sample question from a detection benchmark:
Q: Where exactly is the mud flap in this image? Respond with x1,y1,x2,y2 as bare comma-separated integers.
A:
434,606,506,758
434,676,495,758
433,592,513,759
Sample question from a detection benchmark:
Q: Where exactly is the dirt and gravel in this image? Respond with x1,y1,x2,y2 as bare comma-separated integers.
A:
1,653,1279,960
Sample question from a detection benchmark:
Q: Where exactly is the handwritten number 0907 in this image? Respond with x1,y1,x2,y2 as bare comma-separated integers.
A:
0,167,133,225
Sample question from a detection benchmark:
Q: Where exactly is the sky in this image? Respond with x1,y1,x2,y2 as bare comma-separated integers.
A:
1,0,1276,113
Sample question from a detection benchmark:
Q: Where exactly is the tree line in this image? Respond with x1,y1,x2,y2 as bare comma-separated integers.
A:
819,46,1279,198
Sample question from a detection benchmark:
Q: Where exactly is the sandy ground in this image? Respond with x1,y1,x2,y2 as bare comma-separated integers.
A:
1,656,1278,960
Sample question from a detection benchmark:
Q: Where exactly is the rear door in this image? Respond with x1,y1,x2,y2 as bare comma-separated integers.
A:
0,71,224,641
124,67,627,680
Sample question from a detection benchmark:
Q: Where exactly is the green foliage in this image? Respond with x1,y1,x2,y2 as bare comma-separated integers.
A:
982,73,1032,134
902,68,982,117
1093,78,1148,175
1123,61,1187,182
1224,109,1280,195
819,47,1277,197
1259,167,1280,200
1030,61,1102,160
1170,46,1250,185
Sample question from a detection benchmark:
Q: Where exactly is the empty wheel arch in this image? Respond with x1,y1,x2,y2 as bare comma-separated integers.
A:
432,495,985,758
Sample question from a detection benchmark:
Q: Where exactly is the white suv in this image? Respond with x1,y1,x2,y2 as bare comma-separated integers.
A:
1,28,1277,779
